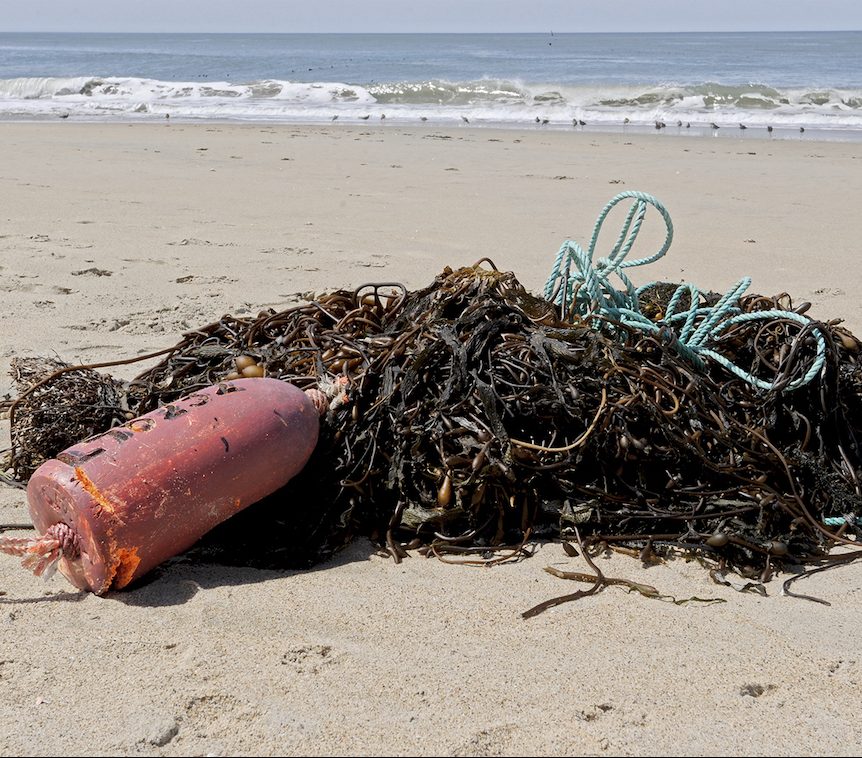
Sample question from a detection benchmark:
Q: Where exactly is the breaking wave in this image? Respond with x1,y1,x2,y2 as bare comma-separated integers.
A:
1,75,861,133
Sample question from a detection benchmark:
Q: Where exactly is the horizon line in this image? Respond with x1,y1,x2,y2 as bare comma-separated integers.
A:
3,28,861,35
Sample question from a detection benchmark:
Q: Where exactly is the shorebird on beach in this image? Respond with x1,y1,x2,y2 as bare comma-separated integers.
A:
540,117,549,125
655,120,665,129
767,125,773,133
739,123,747,130
578,119,586,126
358,114,370,120
380,113,386,120
420,116,427,121
461,115,470,124
331,115,339,121
799,126,805,133
710,122,720,129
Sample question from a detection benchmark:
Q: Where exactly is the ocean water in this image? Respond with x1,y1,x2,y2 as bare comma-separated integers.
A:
0,31,861,138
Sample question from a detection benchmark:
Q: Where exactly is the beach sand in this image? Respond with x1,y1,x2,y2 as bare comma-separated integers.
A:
1,122,861,756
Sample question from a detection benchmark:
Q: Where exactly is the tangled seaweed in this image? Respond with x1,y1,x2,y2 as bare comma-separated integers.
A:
7,356,127,481
8,256,861,601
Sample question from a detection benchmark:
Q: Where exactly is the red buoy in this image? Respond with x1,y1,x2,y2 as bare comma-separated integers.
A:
20,378,319,594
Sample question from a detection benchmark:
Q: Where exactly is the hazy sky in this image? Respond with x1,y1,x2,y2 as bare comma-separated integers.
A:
3,0,862,33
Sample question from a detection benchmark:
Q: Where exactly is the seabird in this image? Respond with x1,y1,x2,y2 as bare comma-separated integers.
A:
331,115,339,121
536,116,541,123
623,117,630,124
767,125,773,133
676,120,683,127
420,116,427,121
578,119,586,126
739,123,747,130
799,126,805,133
685,122,691,128
359,114,370,120
710,122,720,129
461,115,469,124
541,118,549,125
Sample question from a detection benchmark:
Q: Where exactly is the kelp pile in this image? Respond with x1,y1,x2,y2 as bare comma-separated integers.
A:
7,259,862,591
7,357,127,482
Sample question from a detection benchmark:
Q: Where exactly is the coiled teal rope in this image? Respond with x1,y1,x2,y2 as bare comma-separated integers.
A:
543,191,826,392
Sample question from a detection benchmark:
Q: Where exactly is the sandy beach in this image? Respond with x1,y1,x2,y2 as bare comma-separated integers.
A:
2,121,862,756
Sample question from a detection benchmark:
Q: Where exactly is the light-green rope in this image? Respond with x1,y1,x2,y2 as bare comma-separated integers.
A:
823,516,862,526
543,191,826,393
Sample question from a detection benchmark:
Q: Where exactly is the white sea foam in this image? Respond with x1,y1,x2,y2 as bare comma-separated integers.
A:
1,75,860,135
0,76,95,99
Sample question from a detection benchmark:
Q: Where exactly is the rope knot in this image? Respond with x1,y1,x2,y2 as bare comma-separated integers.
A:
44,522,81,559
313,374,351,413
0,522,81,580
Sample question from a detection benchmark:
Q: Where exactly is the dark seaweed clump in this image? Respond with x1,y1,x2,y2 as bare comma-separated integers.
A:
6,262,862,597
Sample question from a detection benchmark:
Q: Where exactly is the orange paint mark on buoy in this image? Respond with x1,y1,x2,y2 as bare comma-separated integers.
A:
111,547,142,589
74,467,124,523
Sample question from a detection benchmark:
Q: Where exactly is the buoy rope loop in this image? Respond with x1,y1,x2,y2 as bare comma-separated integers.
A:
0,522,80,580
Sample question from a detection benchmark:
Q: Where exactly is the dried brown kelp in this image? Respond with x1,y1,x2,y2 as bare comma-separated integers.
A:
5,357,127,480
6,262,862,583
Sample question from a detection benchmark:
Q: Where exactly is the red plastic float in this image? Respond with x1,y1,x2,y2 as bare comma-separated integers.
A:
13,378,319,594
